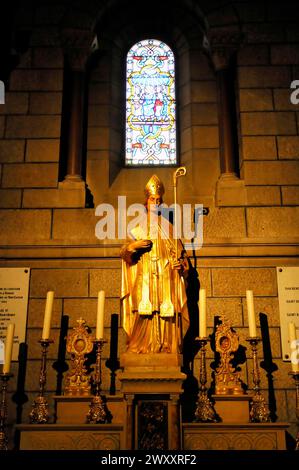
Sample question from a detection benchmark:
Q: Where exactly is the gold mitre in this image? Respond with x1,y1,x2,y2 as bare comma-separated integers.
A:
144,174,165,198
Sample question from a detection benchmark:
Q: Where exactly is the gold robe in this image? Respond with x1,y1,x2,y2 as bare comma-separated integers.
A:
120,217,190,353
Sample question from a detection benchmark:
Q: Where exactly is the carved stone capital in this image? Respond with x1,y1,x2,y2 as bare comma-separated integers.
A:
205,29,244,70
169,394,180,405
125,393,135,405
60,28,94,70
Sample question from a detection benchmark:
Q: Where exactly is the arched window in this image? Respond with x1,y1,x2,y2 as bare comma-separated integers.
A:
125,39,177,166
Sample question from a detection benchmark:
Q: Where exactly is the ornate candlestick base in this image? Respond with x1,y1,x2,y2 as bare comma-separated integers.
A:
246,337,270,423
86,339,110,424
0,372,13,451
29,396,50,424
250,393,271,423
87,395,109,424
194,337,218,423
29,339,53,424
289,371,299,451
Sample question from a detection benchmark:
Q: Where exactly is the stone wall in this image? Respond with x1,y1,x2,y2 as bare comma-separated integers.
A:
0,0,298,449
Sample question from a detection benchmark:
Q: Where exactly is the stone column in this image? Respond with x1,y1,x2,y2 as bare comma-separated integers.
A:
209,32,246,206
216,66,238,178
58,29,93,206
168,394,181,450
64,69,85,184
124,393,134,450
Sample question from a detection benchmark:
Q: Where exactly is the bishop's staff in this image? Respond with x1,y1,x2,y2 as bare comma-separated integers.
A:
173,166,187,350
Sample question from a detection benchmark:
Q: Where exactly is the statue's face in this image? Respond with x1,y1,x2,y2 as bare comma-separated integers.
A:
146,194,162,211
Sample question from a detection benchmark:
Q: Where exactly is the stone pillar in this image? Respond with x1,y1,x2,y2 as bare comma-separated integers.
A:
168,394,181,450
209,32,246,206
58,29,93,206
216,66,238,178
124,393,134,450
64,69,85,184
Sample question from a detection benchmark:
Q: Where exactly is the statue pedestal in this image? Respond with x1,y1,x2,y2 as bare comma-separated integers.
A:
119,353,186,450
212,394,252,423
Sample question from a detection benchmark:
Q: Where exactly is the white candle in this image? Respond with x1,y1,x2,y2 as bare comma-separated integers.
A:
199,288,207,338
3,323,15,374
246,290,257,338
96,290,105,339
289,322,299,373
42,291,54,340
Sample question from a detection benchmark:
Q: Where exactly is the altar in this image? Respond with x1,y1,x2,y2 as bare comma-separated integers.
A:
14,315,290,451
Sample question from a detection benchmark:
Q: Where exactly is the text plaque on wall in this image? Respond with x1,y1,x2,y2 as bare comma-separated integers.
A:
277,267,299,361
0,268,30,361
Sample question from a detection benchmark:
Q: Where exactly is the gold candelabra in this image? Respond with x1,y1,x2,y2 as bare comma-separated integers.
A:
194,337,218,422
86,339,109,423
29,339,53,424
289,371,299,451
0,372,13,450
246,337,270,423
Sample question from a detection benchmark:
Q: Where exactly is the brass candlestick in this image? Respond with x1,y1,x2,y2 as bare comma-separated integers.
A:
289,371,299,451
246,337,270,423
0,372,13,450
29,339,53,424
194,337,218,422
86,339,109,423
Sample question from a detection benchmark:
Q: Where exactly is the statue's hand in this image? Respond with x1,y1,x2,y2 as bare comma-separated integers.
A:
171,260,182,271
171,257,189,273
181,257,189,272
131,239,153,252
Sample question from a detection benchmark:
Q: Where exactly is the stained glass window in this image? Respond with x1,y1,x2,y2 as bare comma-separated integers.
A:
125,39,177,166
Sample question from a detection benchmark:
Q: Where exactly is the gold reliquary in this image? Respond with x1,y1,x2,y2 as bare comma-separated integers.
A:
64,318,93,396
214,316,244,395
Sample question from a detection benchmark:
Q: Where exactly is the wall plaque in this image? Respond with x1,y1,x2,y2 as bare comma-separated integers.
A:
277,267,299,361
0,268,30,361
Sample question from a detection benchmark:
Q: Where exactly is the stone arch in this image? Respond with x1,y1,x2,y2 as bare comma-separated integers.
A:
53,0,243,206
85,0,215,204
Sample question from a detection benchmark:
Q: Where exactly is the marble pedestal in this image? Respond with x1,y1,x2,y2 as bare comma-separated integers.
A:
119,353,186,450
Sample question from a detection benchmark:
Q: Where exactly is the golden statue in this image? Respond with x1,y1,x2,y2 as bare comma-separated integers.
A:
120,173,190,354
